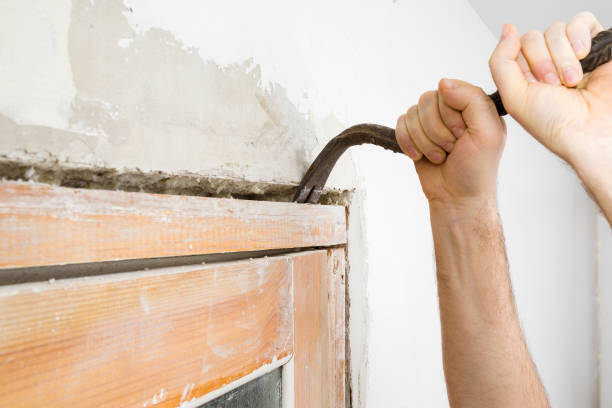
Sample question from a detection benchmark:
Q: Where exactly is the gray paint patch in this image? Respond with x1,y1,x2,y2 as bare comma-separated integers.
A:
0,0,320,185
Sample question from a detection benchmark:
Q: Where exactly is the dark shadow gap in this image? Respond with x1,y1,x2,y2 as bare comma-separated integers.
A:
0,245,346,285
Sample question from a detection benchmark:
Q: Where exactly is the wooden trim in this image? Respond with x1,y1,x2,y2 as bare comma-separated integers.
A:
0,256,294,408
293,249,346,408
0,181,347,269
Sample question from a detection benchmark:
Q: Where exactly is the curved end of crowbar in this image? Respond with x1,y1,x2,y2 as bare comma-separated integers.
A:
292,124,402,203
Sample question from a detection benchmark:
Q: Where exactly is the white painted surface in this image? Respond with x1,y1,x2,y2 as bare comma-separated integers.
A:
498,123,598,408
281,357,295,408
599,214,612,407
177,354,291,408
468,0,611,36
0,0,602,406
0,0,75,129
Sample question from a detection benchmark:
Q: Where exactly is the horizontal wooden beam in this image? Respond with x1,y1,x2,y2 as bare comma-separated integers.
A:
0,255,295,408
0,182,346,269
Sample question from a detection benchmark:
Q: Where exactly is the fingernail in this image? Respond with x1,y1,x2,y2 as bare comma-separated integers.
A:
405,146,420,160
452,127,465,138
442,142,455,152
525,71,537,83
429,151,444,163
562,67,579,85
440,78,458,89
544,72,561,85
572,39,585,55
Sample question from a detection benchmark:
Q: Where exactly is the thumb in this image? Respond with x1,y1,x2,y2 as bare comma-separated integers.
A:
438,78,501,135
488,23,528,117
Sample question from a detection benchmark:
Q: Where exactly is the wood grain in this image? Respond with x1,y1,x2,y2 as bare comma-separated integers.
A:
293,248,346,408
0,256,294,408
0,181,347,269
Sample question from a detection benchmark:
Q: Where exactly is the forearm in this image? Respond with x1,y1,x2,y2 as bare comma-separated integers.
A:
569,139,612,225
430,200,549,408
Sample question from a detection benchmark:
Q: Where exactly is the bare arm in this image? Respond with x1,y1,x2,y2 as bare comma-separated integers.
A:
395,76,548,406
569,143,612,224
430,201,548,407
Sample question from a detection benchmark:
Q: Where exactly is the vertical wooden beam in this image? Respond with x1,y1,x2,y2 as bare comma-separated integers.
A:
293,249,346,408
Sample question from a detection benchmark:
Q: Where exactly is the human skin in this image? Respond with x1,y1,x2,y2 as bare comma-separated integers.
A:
396,78,549,407
489,12,612,224
395,11,611,407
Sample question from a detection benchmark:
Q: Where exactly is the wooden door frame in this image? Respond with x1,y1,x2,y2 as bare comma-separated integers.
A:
0,181,347,407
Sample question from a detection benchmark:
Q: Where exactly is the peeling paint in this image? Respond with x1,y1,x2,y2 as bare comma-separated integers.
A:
139,291,150,315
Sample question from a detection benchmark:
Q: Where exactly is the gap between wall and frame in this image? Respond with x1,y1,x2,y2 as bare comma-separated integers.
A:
0,156,352,205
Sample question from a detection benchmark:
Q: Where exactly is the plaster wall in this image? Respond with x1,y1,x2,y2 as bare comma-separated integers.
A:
600,213,612,407
0,0,601,407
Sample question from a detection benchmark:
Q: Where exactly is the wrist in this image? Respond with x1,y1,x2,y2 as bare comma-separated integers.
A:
429,195,498,223
570,144,612,220
567,135,612,201
428,195,504,290
565,132,612,174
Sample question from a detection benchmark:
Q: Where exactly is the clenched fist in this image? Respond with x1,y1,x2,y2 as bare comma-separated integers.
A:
489,12,612,220
396,79,506,209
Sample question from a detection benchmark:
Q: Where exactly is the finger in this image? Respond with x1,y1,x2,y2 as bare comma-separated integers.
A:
518,52,537,83
438,78,502,144
437,88,466,139
567,11,604,59
395,113,422,161
404,106,446,164
489,24,529,117
545,22,583,86
417,91,456,152
521,29,561,85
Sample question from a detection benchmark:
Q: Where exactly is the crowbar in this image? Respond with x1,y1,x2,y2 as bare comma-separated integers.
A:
293,28,612,204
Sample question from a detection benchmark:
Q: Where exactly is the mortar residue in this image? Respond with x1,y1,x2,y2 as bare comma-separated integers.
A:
0,153,352,205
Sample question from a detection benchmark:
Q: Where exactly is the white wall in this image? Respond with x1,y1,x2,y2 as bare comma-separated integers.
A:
600,214,612,407
0,0,601,407
468,0,611,37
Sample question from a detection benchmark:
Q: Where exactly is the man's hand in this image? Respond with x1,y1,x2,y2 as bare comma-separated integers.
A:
489,12,612,222
395,79,506,210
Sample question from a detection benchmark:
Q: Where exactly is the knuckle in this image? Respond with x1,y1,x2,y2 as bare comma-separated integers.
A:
545,24,567,45
405,108,418,129
418,90,436,106
431,125,451,143
521,29,542,45
395,113,405,128
440,108,463,128
576,10,595,21
566,17,581,30
488,54,501,72
405,105,418,120
546,21,566,34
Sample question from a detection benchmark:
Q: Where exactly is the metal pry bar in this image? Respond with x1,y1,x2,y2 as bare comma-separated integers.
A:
293,28,612,204
293,124,400,203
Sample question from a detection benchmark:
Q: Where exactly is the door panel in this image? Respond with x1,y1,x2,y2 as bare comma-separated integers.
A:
0,257,294,407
